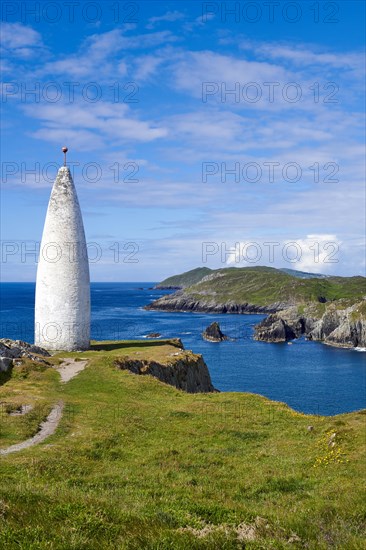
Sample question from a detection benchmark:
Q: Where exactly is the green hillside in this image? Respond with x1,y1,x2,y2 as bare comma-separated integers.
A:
169,266,366,307
279,268,328,279
155,267,212,288
156,266,330,290
1,341,365,548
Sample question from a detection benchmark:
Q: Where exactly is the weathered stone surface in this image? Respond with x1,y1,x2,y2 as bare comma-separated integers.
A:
202,322,228,342
310,311,366,348
0,357,12,372
254,307,305,343
35,166,90,351
115,351,216,393
0,339,51,361
255,317,294,343
254,302,366,348
145,291,289,314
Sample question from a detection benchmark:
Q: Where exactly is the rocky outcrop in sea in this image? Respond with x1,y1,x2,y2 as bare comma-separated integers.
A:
254,302,366,348
254,309,302,343
202,322,228,342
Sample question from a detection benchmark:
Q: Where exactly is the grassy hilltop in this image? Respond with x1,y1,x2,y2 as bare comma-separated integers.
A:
155,267,213,289
1,341,365,549
156,266,329,290
184,267,366,305
148,266,366,313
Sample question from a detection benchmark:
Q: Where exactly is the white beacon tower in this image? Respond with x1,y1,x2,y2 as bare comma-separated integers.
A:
35,147,90,351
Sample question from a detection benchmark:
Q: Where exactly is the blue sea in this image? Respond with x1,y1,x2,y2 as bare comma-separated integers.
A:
1,282,365,416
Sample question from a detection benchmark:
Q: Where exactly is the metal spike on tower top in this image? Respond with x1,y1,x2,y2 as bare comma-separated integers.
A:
62,146,68,166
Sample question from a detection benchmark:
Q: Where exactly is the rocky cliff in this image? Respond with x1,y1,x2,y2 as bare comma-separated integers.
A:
147,268,366,350
145,290,288,314
254,302,366,348
254,309,303,343
115,348,216,393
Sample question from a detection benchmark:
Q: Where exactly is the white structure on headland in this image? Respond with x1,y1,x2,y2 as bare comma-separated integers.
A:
35,149,90,350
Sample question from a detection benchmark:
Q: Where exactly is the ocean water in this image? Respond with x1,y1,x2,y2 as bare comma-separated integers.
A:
1,282,365,416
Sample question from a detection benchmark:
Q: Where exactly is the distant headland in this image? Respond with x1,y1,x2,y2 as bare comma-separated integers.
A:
146,266,366,348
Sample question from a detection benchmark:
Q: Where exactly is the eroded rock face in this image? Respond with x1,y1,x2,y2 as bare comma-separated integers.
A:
0,339,51,368
307,306,366,348
145,291,288,314
254,302,366,348
115,351,216,393
202,322,228,342
255,316,295,343
254,307,305,343
0,357,12,372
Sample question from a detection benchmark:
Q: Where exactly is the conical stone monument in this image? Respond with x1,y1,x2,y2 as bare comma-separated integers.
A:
35,147,90,351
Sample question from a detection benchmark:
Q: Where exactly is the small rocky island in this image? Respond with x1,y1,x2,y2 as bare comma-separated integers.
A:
202,322,228,342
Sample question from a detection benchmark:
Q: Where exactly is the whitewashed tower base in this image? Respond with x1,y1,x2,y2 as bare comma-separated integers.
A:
35,159,90,351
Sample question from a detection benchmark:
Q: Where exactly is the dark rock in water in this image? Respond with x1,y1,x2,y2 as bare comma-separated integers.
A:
202,322,228,342
255,316,296,343
115,351,216,393
146,333,162,338
254,308,304,343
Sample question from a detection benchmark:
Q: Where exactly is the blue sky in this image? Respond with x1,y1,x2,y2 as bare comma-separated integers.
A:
1,0,365,281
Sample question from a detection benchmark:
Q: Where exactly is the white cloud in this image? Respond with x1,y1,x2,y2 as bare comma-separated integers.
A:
147,11,185,29
224,234,342,274
30,128,105,151
289,234,342,273
134,54,165,80
0,22,45,59
167,110,245,143
183,13,216,32
40,29,178,79
24,101,168,149
240,39,365,73
1,22,43,50
172,50,289,98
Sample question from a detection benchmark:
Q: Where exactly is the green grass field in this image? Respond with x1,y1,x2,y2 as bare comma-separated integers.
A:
185,268,366,307
1,341,365,549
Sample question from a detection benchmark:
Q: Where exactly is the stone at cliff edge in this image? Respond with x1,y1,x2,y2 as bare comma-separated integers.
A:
115,350,216,393
0,357,12,372
202,322,228,342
